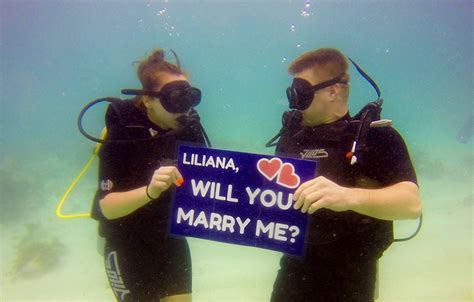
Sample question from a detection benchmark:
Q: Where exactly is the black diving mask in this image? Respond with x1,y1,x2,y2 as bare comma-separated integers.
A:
286,76,348,111
122,80,201,113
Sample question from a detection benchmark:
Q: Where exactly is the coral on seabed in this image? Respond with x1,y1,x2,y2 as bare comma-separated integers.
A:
0,158,39,225
9,223,67,281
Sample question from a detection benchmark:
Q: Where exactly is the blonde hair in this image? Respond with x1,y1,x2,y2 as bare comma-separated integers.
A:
288,48,350,83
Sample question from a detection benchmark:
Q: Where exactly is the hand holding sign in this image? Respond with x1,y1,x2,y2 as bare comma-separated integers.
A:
147,166,183,199
170,145,317,256
293,176,353,214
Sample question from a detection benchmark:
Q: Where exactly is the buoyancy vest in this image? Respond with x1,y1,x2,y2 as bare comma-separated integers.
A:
276,111,393,259
91,100,208,242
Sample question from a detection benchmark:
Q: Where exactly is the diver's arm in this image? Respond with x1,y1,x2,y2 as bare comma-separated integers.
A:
100,186,153,220
294,177,421,220
348,181,421,220
100,166,183,220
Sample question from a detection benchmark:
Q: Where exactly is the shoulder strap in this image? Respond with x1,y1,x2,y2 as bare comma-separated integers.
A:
347,99,392,165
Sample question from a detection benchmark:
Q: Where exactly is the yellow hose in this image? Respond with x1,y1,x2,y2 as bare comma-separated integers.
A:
55,128,107,219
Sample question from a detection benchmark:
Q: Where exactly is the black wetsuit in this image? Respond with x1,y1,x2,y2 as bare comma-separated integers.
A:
92,101,206,302
270,114,417,302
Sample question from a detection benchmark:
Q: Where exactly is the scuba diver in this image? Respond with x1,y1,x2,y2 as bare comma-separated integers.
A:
82,48,210,302
267,48,422,302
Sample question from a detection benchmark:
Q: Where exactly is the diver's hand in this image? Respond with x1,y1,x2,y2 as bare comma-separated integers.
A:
293,176,354,214
146,166,184,199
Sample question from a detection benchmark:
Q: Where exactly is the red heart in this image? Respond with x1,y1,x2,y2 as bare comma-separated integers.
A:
277,163,300,189
257,158,282,181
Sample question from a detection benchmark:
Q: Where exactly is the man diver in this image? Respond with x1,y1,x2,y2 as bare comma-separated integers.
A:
269,48,421,301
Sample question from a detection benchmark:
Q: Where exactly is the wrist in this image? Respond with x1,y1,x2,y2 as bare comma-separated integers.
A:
350,188,368,210
146,185,160,200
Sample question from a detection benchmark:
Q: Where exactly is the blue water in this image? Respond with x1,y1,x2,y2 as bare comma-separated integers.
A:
1,1,472,301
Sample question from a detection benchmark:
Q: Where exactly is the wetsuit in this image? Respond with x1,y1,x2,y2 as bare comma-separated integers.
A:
270,114,417,302
92,100,206,301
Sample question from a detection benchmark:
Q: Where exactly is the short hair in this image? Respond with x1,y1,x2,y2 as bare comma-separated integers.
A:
288,48,350,82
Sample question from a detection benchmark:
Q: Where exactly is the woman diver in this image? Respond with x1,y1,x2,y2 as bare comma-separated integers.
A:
91,48,209,302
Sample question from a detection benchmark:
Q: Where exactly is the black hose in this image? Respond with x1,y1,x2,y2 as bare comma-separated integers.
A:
394,214,423,242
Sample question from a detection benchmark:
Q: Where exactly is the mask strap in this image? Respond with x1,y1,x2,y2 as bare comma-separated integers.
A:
311,76,347,91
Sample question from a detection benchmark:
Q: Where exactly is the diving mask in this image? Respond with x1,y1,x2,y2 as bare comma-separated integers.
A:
286,76,348,111
122,80,201,113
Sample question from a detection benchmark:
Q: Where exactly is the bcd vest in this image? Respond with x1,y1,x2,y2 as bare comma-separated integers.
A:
276,113,393,258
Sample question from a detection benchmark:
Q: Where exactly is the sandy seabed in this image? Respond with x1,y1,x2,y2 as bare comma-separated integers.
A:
1,152,472,302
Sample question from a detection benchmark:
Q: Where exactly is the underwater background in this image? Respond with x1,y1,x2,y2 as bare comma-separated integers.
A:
0,0,472,301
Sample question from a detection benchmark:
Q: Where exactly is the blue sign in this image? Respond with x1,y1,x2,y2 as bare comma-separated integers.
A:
170,145,317,256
